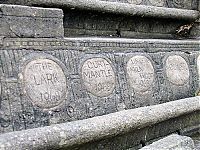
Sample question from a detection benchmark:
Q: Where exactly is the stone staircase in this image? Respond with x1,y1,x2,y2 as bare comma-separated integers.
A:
0,0,199,149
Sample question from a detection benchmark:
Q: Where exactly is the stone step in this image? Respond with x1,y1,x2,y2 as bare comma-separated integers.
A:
0,4,64,38
0,97,199,150
0,2,199,38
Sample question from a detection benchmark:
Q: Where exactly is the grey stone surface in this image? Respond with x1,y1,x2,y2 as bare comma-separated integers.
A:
100,0,199,10
1,0,198,20
1,0,199,10
0,37,199,134
0,97,199,150
198,55,200,95
140,134,195,150
0,4,64,38
192,133,200,150
63,10,189,39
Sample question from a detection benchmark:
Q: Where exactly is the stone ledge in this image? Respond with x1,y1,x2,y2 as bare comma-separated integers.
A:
1,37,200,51
140,134,195,150
0,4,64,38
17,0,199,21
0,97,199,150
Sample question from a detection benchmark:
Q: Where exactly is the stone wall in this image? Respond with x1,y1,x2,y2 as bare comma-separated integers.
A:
0,37,199,134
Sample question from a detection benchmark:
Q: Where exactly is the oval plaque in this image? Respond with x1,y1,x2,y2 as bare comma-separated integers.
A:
165,55,189,85
149,0,165,6
127,56,155,92
81,58,116,97
127,0,142,4
23,59,67,109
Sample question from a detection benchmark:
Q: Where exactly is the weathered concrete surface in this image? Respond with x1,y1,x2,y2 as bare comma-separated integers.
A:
0,97,199,150
0,37,199,134
140,134,195,150
0,4,64,38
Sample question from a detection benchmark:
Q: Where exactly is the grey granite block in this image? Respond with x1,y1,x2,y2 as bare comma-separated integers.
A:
140,134,195,150
0,4,64,38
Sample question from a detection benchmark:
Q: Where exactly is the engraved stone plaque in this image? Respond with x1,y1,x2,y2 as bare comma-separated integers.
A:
127,55,155,92
149,0,165,6
23,59,67,109
127,0,142,4
81,58,116,97
165,55,189,85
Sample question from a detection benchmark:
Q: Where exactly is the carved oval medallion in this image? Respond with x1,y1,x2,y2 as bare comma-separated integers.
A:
81,58,116,97
127,0,142,5
165,55,189,85
149,0,165,6
23,59,67,109
127,56,155,92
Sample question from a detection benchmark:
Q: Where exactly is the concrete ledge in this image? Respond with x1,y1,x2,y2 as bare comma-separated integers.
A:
140,134,195,150
23,0,199,20
0,97,199,149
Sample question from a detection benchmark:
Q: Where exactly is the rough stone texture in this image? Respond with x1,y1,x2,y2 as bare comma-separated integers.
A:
198,55,200,95
63,10,192,39
192,133,200,150
0,97,199,150
1,0,199,10
1,0,199,21
140,134,195,150
190,18,200,39
100,0,199,10
0,37,199,134
0,4,64,38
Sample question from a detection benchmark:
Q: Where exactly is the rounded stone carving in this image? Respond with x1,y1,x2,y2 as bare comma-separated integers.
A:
81,58,116,97
127,0,142,5
149,0,165,6
127,55,155,92
165,55,189,85
23,59,67,109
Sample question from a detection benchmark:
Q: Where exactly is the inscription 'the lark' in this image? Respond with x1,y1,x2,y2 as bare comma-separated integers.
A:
127,56,155,92
24,59,67,109
81,58,116,97
166,55,189,85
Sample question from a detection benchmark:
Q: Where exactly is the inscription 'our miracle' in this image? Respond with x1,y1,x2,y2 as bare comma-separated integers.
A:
81,58,116,97
127,56,155,92
23,59,67,109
